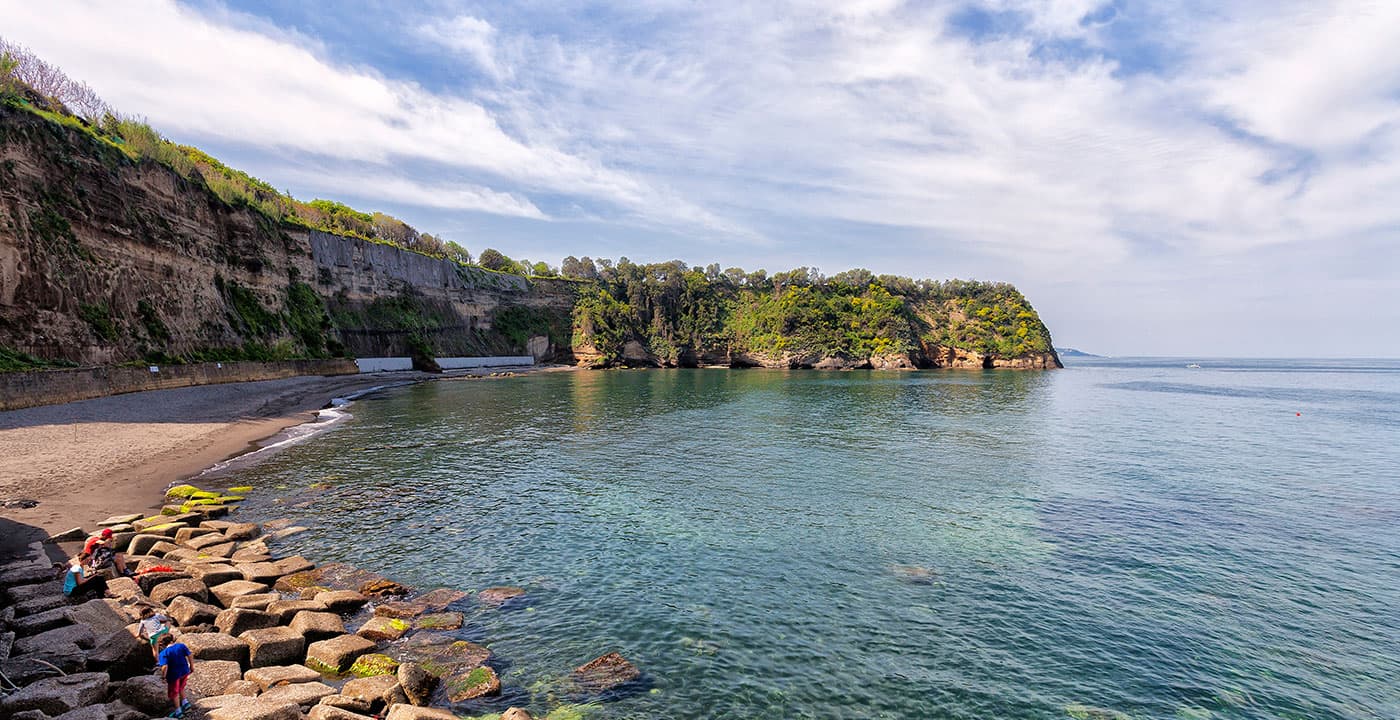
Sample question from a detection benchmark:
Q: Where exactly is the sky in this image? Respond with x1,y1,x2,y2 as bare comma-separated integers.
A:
4,0,1399,356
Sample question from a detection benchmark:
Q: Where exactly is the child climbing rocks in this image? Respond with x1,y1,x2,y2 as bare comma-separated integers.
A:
156,634,193,717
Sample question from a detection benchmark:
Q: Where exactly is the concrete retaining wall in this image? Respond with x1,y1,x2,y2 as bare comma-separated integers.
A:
438,356,534,370
0,359,359,412
354,356,534,373
353,357,415,373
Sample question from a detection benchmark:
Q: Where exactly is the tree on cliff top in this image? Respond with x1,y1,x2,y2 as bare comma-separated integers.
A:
0,37,109,122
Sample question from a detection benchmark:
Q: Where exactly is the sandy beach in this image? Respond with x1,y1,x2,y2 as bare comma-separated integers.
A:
0,370,556,559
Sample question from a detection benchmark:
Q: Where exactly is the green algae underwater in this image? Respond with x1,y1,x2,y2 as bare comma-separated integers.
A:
216,361,1400,719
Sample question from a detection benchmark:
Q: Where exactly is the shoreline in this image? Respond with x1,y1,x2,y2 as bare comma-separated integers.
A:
0,365,570,560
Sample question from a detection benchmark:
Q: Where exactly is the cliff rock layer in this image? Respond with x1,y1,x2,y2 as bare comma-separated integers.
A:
0,107,574,367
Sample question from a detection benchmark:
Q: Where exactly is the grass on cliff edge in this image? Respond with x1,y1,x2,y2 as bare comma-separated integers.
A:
0,345,77,372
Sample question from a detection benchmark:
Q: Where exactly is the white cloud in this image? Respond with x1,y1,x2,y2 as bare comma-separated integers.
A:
279,169,546,219
417,15,504,80
0,0,737,235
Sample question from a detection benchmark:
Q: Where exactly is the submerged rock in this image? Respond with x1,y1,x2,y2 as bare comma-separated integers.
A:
477,586,526,606
414,612,463,630
1065,704,1133,720
889,564,938,585
572,652,641,694
360,579,412,598
412,588,469,611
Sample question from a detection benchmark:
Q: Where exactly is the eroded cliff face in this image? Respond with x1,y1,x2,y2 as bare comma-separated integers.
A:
0,108,575,366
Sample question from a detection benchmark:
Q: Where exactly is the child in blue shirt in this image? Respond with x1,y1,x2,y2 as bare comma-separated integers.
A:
156,634,193,718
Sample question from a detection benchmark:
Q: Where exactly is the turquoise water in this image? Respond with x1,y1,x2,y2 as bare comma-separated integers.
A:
220,360,1400,719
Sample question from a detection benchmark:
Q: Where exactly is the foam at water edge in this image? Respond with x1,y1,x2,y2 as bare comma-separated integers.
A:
187,382,410,481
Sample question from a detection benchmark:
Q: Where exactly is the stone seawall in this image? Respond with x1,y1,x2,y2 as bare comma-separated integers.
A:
0,359,359,412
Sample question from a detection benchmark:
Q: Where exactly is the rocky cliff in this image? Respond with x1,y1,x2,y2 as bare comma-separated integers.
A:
0,106,1058,372
0,107,575,367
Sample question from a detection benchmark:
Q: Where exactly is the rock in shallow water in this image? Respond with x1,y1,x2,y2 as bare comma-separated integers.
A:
572,652,641,693
443,665,500,702
476,586,526,606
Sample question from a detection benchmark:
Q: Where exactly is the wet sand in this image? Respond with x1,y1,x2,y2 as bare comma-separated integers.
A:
0,367,563,558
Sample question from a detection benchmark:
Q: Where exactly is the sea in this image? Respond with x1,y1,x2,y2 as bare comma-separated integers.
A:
214,358,1400,720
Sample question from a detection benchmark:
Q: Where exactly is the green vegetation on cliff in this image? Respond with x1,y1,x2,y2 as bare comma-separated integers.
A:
0,37,469,263
568,260,1054,366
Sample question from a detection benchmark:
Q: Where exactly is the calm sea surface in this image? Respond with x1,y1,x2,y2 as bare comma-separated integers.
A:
219,359,1400,720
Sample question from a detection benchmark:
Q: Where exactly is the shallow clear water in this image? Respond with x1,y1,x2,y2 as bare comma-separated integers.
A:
220,360,1400,719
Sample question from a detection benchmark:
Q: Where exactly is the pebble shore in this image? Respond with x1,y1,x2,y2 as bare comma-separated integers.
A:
0,485,639,720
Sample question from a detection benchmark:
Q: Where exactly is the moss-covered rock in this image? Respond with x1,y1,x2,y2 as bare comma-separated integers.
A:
415,612,464,630
445,665,500,702
228,485,254,493
166,484,202,499
349,652,400,678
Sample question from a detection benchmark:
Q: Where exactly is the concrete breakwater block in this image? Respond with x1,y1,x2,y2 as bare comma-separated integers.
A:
186,532,233,551
42,527,86,544
310,704,378,720
357,616,409,642
260,680,337,707
168,595,221,626
210,579,271,607
206,697,303,720
0,564,58,589
136,572,191,595
289,610,345,643
215,608,280,636
315,590,369,613
188,564,244,587
266,599,325,624
385,704,465,720
98,514,143,527
341,674,404,707
240,626,306,668
187,659,244,700
232,593,280,611
179,632,250,665
126,534,168,556
245,663,322,690
0,671,110,716
150,578,210,605
306,633,377,674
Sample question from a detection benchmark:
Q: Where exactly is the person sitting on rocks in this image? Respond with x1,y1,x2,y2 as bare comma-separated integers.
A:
62,559,107,599
139,606,172,660
82,528,131,577
156,633,193,718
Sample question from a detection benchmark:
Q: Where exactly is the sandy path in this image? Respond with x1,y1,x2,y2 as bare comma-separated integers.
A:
0,372,424,558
